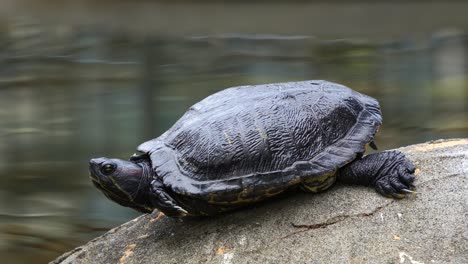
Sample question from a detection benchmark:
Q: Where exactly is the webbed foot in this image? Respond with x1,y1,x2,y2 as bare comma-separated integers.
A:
338,150,417,199
373,151,416,198
150,180,189,218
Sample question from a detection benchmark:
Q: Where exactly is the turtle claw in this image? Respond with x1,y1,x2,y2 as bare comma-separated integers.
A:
401,188,416,194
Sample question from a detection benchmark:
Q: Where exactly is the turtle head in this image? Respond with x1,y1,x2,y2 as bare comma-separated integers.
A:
89,157,154,213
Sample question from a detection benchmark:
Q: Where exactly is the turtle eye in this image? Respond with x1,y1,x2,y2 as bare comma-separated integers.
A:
101,163,116,175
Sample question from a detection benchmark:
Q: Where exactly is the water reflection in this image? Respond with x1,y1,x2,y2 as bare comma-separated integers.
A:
0,8,467,264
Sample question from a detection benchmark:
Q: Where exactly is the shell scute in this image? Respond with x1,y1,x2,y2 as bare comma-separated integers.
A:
138,81,382,199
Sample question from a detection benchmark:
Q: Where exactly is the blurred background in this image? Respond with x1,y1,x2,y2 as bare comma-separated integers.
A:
0,1,467,263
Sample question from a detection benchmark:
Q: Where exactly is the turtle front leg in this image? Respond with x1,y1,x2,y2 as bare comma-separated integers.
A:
337,151,416,198
149,180,189,218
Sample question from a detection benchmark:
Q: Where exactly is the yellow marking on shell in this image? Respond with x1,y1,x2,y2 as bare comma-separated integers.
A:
223,130,233,145
207,195,253,205
207,185,288,205
207,191,259,205
301,171,337,193
414,168,420,175
288,175,303,186
265,188,284,197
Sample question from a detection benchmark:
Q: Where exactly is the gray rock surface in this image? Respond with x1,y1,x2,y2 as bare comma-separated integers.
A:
52,139,468,264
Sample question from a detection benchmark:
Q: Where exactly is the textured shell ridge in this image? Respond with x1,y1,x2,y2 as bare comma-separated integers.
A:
140,80,382,197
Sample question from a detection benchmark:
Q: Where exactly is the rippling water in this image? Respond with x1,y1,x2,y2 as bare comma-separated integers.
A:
0,2,467,263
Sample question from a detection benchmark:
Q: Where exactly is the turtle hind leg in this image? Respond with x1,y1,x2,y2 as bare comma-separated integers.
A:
300,170,337,193
150,180,189,218
337,150,416,198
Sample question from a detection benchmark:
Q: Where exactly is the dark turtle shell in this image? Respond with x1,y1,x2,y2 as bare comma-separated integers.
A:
138,80,382,203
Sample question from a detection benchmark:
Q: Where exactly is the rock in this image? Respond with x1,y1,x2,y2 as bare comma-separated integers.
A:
51,139,468,264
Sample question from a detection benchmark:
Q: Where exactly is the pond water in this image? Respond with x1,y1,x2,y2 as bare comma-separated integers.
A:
0,2,467,263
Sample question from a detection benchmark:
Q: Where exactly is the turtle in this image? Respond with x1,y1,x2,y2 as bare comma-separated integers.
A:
89,80,416,218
